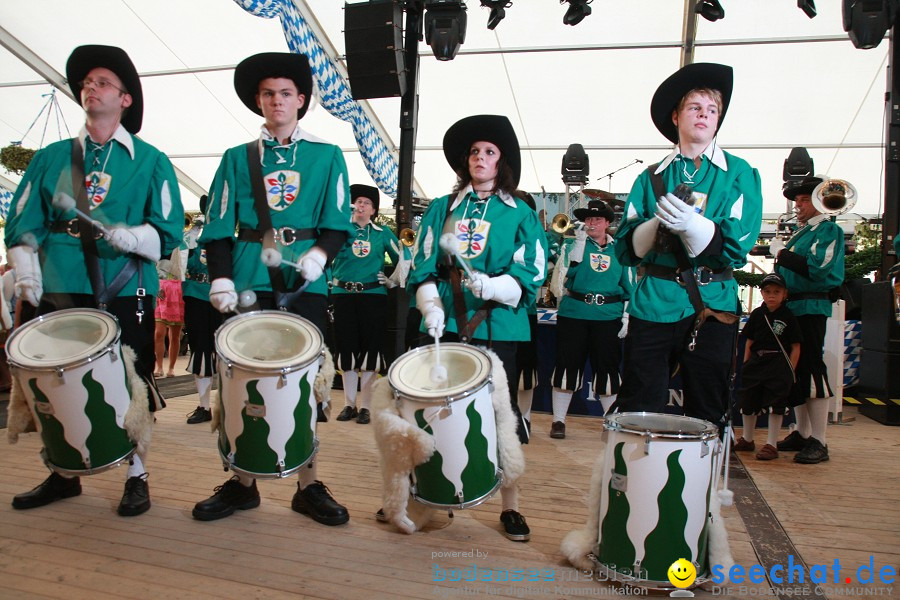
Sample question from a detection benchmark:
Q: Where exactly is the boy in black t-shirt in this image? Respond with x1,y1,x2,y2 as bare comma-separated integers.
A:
733,272,802,460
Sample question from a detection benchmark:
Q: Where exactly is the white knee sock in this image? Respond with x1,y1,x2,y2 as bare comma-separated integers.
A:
597,394,616,413
127,454,146,478
500,484,519,512
741,414,758,442
358,371,377,410
794,403,811,438
767,413,784,448
298,461,317,490
518,389,533,421
342,371,359,407
552,388,572,423
807,397,830,445
195,376,212,409
237,474,255,487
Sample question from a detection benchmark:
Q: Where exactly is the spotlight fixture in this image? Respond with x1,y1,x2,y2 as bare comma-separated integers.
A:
561,143,590,185
561,0,592,26
843,0,893,49
782,147,814,182
480,0,511,30
424,0,468,61
798,0,817,18
695,0,725,22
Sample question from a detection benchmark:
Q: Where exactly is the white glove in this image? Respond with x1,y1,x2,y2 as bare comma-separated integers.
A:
108,224,161,262
415,281,445,338
296,247,327,283
569,227,588,264
466,273,522,307
657,193,715,257
7,245,42,307
769,237,786,258
209,278,238,313
377,271,397,289
632,218,660,258
549,260,568,300
618,302,630,339
390,257,411,289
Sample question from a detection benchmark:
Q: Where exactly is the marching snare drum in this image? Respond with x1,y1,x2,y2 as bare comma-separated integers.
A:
388,343,502,509
6,308,135,475
215,310,324,478
593,412,719,589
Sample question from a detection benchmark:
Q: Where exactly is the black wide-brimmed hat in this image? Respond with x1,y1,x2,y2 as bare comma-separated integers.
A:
574,200,614,222
66,45,143,134
234,52,313,120
650,62,733,144
442,115,521,187
782,176,823,200
350,184,380,214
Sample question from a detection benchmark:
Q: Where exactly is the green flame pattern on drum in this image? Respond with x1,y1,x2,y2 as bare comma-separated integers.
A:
81,369,133,470
225,374,315,475
642,449,690,580
29,378,83,470
412,403,495,506
696,474,712,574
598,442,635,573
413,410,456,503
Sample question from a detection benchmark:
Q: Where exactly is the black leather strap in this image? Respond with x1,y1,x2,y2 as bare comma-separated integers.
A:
643,263,733,284
71,139,106,307
565,290,623,305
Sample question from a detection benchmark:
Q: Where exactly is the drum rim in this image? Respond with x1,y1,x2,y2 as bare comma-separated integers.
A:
604,411,719,440
215,309,323,372
6,307,121,372
411,468,503,510
388,343,492,400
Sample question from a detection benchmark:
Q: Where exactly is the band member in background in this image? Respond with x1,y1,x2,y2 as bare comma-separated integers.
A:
5,45,184,515
548,200,634,439
770,176,844,464
407,114,548,541
182,195,222,424
332,184,401,425
614,63,763,430
193,52,354,525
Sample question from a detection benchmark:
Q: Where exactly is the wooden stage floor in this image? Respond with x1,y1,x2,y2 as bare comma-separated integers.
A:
0,378,897,600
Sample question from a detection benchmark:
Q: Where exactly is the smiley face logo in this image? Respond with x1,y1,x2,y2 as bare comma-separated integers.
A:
667,558,697,589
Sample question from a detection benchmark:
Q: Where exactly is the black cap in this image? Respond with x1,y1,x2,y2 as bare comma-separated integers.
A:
782,176,823,200
760,272,787,289
573,200,614,222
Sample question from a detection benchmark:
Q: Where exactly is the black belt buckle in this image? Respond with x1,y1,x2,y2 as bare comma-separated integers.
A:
64,218,103,240
276,227,297,246
584,293,605,305
344,281,364,292
696,266,713,286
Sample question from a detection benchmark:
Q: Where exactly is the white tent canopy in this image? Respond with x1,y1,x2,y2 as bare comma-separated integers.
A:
0,0,890,223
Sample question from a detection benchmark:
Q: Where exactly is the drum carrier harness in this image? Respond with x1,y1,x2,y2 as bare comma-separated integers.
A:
69,139,146,321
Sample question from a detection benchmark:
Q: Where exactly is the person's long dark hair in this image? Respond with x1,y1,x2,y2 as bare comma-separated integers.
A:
451,149,518,197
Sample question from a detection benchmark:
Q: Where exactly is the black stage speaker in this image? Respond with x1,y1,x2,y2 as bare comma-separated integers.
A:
861,281,900,353
344,1,406,99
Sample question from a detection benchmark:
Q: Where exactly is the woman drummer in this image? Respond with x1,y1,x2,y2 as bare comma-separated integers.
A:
405,114,548,541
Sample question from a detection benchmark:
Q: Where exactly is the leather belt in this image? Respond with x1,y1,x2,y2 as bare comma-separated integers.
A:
237,227,315,245
49,219,104,239
185,271,209,284
789,291,829,301
331,279,381,292
756,349,782,357
565,290,623,305
643,264,733,286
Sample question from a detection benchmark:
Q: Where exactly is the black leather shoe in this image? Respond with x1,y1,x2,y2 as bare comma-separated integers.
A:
186,406,212,424
794,437,829,464
192,477,260,521
776,430,808,451
550,421,566,439
356,408,371,424
12,472,81,509
316,403,328,423
118,474,151,516
335,406,358,421
500,510,530,542
375,507,388,523
292,481,349,525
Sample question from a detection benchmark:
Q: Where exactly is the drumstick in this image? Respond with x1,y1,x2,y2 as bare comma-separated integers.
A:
438,233,478,280
51,193,112,239
260,247,301,270
430,332,448,385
